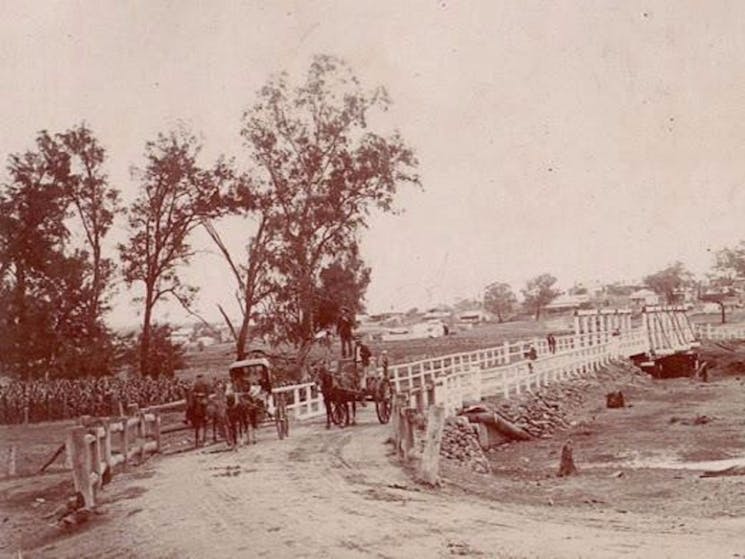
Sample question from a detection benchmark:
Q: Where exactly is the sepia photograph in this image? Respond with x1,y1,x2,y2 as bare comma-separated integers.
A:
2,1,745,557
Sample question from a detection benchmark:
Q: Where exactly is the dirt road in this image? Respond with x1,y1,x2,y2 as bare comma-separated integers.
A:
22,407,744,559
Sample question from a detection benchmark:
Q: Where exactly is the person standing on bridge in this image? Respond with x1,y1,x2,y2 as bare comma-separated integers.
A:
547,333,557,354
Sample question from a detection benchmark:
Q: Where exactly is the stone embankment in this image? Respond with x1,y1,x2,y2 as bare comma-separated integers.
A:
435,360,647,472
490,360,645,439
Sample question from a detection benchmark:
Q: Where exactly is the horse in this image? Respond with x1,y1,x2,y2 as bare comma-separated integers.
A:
332,385,358,427
314,363,358,428
191,387,230,448
225,393,261,446
190,393,210,448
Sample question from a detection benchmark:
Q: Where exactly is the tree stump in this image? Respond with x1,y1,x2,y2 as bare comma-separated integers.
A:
606,391,625,408
557,440,577,477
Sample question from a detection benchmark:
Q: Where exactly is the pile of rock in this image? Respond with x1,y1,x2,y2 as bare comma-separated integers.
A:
413,359,644,474
491,359,645,439
439,416,491,474
494,385,582,438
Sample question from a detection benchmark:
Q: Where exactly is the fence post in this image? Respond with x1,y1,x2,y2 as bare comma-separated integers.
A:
121,418,129,470
396,400,406,459
418,404,446,486
7,445,16,477
415,389,424,414
401,408,416,461
64,437,73,469
154,414,162,453
68,426,95,508
391,394,403,452
102,420,113,471
138,413,147,462
426,383,435,406
90,427,104,490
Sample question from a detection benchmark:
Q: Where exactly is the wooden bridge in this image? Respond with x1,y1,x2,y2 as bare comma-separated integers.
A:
271,306,698,420
61,306,702,505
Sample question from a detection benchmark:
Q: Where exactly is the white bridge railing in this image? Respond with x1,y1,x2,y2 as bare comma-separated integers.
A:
694,322,745,341
270,382,324,420
283,325,650,421
274,309,717,422
389,330,642,417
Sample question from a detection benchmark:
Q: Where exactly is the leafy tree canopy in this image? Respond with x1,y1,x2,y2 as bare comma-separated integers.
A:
521,274,560,320
483,282,516,323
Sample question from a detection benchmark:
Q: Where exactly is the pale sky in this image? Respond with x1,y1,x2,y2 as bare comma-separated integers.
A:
3,1,745,328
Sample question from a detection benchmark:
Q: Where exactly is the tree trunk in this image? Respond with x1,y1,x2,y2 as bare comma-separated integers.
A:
236,323,248,361
140,289,154,376
15,265,29,381
719,302,726,325
89,243,102,327
235,287,258,360
465,411,533,441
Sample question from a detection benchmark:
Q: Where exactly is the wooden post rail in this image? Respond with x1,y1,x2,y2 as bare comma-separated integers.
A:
67,411,161,508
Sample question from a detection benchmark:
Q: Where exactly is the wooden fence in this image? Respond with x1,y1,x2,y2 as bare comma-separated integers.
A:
390,394,446,486
67,411,161,508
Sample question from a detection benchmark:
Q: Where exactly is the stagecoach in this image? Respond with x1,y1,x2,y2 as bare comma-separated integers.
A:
228,352,289,440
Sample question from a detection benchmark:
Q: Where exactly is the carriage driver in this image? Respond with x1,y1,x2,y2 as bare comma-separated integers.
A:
353,336,372,391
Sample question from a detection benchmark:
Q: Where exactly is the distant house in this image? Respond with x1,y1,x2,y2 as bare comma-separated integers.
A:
380,320,446,341
170,328,192,345
700,302,722,313
458,309,490,324
381,314,405,327
544,294,590,313
423,307,451,320
196,336,216,348
629,288,660,307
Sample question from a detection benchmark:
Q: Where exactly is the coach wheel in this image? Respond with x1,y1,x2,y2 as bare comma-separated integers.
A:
375,381,393,424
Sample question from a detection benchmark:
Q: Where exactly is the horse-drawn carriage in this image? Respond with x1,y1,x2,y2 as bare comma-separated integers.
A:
228,354,289,440
321,359,394,428
188,351,289,448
